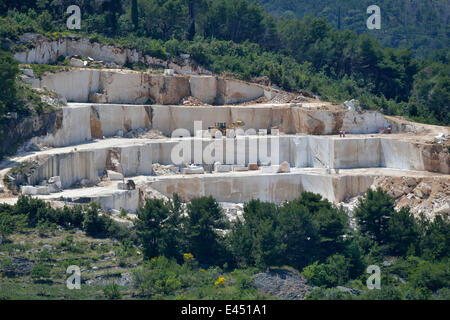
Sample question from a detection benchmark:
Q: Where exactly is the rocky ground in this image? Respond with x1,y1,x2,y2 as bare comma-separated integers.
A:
252,267,314,300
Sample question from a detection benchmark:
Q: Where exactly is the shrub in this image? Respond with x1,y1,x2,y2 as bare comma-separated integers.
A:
302,254,351,287
103,283,122,300
31,264,51,280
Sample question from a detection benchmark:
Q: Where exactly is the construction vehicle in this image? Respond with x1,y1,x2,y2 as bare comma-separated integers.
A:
208,121,245,137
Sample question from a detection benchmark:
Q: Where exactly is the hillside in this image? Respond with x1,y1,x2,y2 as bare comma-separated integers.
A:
257,0,450,57
0,0,449,302
1,0,449,130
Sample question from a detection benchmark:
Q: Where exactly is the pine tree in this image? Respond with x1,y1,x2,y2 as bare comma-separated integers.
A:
131,0,139,31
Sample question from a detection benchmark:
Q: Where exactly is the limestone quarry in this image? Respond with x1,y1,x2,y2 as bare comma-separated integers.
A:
1,37,449,221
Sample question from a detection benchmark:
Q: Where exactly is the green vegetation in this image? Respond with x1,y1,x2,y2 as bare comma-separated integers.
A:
1,189,448,300
257,0,449,58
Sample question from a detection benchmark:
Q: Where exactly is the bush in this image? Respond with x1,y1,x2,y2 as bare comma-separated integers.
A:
31,263,51,280
306,287,353,300
302,254,351,287
103,283,122,300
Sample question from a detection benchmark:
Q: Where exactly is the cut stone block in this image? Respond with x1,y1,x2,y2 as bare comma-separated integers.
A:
21,185,37,195
37,186,50,195
248,163,259,170
182,166,205,175
215,164,232,173
107,170,124,181
233,165,249,172
48,183,61,193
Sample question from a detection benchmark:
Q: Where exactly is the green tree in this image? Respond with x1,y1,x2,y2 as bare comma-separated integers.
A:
0,49,19,117
354,188,395,243
419,214,450,261
135,196,185,261
302,254,351,287
277,200,319,269
185,196,227,265
131,0,139,31
385,207,420,256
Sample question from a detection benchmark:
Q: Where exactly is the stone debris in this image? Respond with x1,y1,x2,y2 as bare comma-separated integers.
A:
85,272,132,287
277,161,291,173
115,128,165,139
370,176,450,219
70,57,88,67
1,257,35,277
152,163,180,176
220,202,244,222
344,99,361,111
181,96,210,106
252,268,313,300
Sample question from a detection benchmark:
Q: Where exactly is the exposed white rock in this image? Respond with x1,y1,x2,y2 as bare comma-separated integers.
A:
261,166,273,173
21,186,38,195
190,76,218,104
70,57,87,67
277,161,291,173
214,164,232,173
37,186,50,195
233,165,249,172
107,170,124,181
182,165,205,175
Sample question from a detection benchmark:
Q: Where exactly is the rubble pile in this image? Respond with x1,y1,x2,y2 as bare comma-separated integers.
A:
114,128,165,139
371,176,449,219
181,96,209,106
152,163,180,176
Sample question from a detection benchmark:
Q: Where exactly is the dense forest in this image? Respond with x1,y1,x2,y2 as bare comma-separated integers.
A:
0,0,449,127
257,0,450,58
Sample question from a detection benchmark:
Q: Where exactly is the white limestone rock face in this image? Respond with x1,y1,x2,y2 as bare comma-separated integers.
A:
217,79,264,104
333,138,381,169
14,37,67,64
341,111,389,134
149,171,369,204
14,37,211,75
189,76,217,104
36,69,100,102
380,139,424,171
32,105,92,147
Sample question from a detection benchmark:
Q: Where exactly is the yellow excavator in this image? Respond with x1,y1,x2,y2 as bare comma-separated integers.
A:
208,121,245,137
